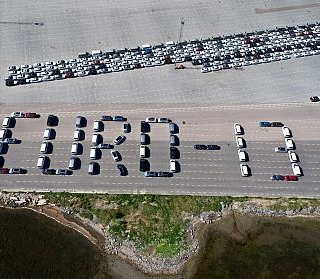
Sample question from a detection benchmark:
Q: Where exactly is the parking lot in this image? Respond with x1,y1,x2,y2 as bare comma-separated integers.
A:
0,104,320,197
1,0,320,197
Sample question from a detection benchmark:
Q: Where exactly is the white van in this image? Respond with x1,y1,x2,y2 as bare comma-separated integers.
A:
140,146,146,158
43,128,52,140
238,150,247,162
236,137,244,148
240,164,249,177
93,120,103,132
292,163,302,176
71,142,79,155
37,155,47,169
285,138,295,150
170,160,177,173
0,129,8,140
40,142,49,153
282,126,292,138
90,147,98,159
288,151,299,163
234,123,243,135
92,133,101,145
2,116,12,128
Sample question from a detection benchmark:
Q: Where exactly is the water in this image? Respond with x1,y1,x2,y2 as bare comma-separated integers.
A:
2,208,320,279
188,213,320,279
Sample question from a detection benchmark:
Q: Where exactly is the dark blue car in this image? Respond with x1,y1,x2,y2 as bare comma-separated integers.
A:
259,121,271,127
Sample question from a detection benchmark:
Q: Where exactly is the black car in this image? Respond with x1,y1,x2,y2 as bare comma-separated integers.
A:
0,142,8,154
194,144,207,150
117,164,127,176
140,159,148,172
42,168,56,175
207,145,221,150
270,122,284,127
97,143,113,149
5,80,15,86
47,115,59,126
100,115,113,121
76,116,86,128
141,121,150,133
56,169,73,175
3,138,21,144
158,172,173,177
310,96,320,102
170,147,179,159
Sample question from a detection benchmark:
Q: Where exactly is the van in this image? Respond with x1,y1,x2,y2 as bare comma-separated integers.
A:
91,50,102,56
92,133,102,145
282,126,292,138
93,120,103,132
78,52,90,58
169,123,176,134
90,147,98,159
292,163,302,176
88,162,99,175
40,141,49,154
238,150,247,162
76,116,86,128
234,123,243,135
140,145,146,158
140,133,149,145
236,137,244,148
71,142,79,155
285,139,295,150
170,135,178,146
288,151,299,163
68,157,79,170
2,116,13,128
0,129,8,140
43,128,52,140
73,129,84,141
37,156,48,169
240,164,250,177
170,160,177,173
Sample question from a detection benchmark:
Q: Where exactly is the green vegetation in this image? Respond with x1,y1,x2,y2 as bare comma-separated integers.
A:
43,193,249,257
42,193,320,257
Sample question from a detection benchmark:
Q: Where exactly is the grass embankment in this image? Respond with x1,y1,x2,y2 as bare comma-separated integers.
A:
41,193,320,257
42,193,247,257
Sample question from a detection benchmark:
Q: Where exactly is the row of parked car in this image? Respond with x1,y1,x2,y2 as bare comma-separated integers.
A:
0,114,25,174
5,22,320,86
233,123,250,177
140,119,180,177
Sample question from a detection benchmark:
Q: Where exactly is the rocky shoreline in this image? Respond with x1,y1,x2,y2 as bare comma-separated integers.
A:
2,191,320,276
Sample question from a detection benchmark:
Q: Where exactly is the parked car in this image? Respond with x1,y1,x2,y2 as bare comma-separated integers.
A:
111,150,120,162
270,122,284,127
146,117,157,123
9,168,27,174
144,171,158,177
113,135,126,145
259,121,271,127
56,169,73,175
275,147,287,153
113,116,127,121
284,175,298,181
310,96,320,102
140,159,148,172
3,138,21,144
101,115,113,121
270,175,285,181
0,168,10,174
234,123,243,135
158,118,172,123
47,114,59,126
123,123,131,133
194,144,207,150
206,145,221,150
97,143,113,149
117,164,127,176
158,172,173,177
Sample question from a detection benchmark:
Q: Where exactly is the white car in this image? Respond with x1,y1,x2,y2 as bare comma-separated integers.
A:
234,123,243,135
11,112,24,118
146,117,157,123
240,164,250,177
111,150,120,162
201,67,212,73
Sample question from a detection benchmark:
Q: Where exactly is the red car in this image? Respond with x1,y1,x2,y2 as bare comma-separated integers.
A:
0,168,10,174
24,112,40,118
284,175,298,181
